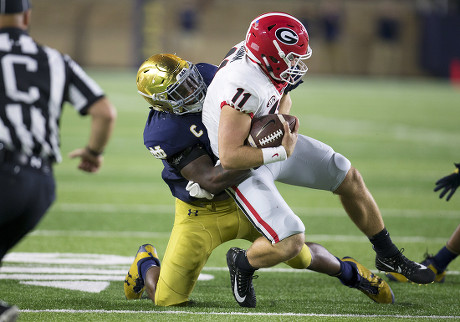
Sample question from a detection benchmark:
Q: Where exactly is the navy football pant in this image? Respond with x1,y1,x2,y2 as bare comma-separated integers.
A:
0,164,55,263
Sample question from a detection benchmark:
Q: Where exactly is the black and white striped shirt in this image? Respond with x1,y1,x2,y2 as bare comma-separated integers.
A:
0,27,105,162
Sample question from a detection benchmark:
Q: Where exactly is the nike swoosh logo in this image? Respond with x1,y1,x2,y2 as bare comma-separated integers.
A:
233,276,246,303
377,259,402,274
255,119,276,137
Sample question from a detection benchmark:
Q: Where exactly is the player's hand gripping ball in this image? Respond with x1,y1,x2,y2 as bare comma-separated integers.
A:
246,114,297,148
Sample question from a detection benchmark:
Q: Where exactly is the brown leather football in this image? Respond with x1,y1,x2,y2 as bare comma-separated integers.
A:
246,114,297,148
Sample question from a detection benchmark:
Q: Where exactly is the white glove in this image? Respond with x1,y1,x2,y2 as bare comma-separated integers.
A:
186,181,214,200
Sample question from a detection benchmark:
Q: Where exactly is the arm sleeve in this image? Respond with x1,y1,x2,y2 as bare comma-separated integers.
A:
166,144,208,172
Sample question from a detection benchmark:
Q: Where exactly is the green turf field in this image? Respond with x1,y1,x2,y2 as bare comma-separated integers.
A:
1,70,460,321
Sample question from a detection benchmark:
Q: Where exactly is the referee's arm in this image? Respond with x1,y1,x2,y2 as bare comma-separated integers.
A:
69,97,117,173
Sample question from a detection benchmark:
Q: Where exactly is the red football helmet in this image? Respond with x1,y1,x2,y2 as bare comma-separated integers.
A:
245,12,312,84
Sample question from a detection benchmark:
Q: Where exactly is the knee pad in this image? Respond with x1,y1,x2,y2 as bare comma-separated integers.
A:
329,152,351,191
284,244,312,269
333,152,351,173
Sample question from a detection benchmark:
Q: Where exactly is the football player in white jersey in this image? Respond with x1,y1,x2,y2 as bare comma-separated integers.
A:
202,11,435,307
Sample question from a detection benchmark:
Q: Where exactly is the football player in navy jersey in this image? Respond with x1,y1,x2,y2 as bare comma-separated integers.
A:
124,54,395,307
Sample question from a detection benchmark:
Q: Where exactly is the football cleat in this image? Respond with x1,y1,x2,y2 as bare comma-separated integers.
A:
342,257,395,304
0,300,19,322
124,244,160,300
375,249,435,284
386,254,446,283
385,271,409,283
226,247,257,308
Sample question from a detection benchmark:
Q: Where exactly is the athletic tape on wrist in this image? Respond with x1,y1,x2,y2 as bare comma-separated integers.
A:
262,146,287,164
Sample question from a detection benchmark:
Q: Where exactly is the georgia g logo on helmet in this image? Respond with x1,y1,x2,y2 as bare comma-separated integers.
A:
275,28,299,45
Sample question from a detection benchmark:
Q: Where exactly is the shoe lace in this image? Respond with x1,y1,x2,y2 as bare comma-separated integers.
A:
126,272,144,293
237,270,259,290
133,278,145,293
236,270,257,293
356,273,380,295
422,251,434,262
391,248,422,276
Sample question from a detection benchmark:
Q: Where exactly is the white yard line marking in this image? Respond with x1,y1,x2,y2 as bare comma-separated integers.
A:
51,203,460,218
28,229,450,244
19,309,460,319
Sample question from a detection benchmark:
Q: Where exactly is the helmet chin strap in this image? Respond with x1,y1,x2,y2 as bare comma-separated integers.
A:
261,55,282,82
272,40,286,59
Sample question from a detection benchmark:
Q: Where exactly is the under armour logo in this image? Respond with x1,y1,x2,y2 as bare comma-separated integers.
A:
188,209,198,216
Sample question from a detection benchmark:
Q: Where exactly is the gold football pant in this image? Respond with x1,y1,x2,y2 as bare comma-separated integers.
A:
155,197,312,306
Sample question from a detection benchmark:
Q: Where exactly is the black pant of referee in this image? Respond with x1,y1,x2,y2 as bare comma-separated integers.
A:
0,143,55,262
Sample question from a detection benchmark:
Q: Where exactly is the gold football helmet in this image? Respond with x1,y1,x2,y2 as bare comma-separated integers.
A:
136,54,206,114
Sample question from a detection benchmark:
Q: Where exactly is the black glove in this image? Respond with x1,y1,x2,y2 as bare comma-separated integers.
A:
284,79,304,94
434,163,460,201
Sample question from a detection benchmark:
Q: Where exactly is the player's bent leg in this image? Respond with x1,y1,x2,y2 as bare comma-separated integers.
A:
144,265,161,302
303,242,394,304
335,168,435,284
227,233,305,308
155,230,211,306
334,167,384,237
155,199,224,306
247,233,305,268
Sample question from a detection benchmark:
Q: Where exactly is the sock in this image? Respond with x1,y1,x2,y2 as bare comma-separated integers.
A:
236,250,257,273
369,228,400,258
336,258,358,287
432,246,458,273
139,257,160,280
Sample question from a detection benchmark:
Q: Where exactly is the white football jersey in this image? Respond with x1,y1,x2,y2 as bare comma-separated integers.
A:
202,41,285,157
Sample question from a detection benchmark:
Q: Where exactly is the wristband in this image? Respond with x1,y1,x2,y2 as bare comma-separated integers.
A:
262,146,287,164
86,146,103,157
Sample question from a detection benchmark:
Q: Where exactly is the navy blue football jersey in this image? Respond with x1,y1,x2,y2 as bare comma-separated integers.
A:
143,63,218,202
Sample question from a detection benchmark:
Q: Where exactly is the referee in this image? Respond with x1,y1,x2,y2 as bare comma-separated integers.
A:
0,0,116,319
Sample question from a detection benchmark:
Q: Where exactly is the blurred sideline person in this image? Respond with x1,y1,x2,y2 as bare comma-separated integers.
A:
123,53,395,307
0,0,116,319
201,11,435,307
387,163,460,283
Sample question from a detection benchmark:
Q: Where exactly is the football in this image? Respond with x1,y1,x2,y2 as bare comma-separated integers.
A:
246,114,297,148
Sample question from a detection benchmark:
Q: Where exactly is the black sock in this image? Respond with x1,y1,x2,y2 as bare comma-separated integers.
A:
236,250,257,272
369,228,399,258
